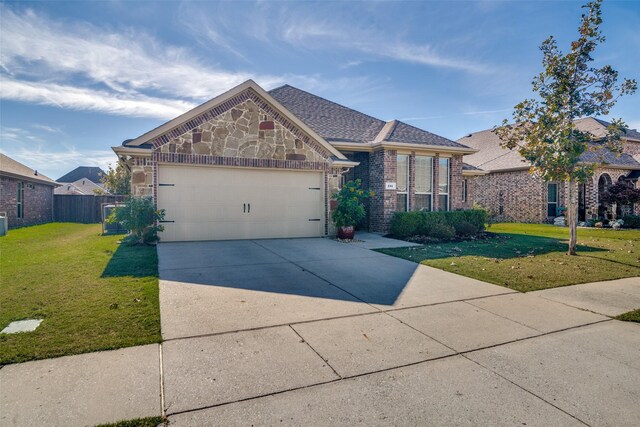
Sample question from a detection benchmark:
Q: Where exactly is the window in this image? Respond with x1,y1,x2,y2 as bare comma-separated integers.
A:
437,158,450,211
547,182,558,217
414,156,433,211
462,179,468,203
396,154,409,212
17,182,24,218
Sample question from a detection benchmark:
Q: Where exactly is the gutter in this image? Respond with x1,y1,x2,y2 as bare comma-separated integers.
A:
330,140,478,155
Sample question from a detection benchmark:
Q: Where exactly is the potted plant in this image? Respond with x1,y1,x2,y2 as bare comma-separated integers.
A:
332,179,374,240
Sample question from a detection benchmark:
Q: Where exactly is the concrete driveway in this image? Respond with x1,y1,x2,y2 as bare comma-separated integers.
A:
157,236,640,426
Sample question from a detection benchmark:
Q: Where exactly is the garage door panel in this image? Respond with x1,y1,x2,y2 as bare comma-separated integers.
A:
157,165,324,242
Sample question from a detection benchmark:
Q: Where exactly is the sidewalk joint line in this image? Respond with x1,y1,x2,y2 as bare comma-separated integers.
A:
289,325,342,379
461,354,592,426
159,343,166,418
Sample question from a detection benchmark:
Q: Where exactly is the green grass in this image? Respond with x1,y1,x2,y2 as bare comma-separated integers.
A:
615,309,640,323
378,223,640,292
0,223,161,365
95,416,166,427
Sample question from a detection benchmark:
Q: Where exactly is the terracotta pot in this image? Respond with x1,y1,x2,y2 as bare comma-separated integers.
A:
337,225,355,240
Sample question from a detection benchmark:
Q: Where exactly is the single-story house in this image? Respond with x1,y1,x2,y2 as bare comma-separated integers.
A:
57,166,106,185
0,153,59,229
56,166,108,195
55,178,110,195
113,80,477,242
460,117,640,223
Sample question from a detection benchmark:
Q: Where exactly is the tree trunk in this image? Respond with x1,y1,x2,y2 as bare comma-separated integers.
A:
567,179,578,256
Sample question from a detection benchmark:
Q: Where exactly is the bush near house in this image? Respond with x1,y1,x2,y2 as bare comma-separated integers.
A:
622,215,640,229
390,209,487,240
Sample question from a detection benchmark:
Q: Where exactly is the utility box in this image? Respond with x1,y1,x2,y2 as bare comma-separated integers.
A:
102,204,125,234
0,212,7,237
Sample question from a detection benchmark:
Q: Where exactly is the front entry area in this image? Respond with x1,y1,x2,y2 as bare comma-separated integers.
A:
157,165,324,241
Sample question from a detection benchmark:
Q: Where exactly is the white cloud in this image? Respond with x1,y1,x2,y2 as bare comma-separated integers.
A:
280,20,490,74
0,7,284,101
1,146,117,179
1,77,196,120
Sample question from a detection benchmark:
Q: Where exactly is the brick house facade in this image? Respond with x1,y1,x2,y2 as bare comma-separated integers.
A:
0,154,58,229
460,118,640,223
114,80,475,240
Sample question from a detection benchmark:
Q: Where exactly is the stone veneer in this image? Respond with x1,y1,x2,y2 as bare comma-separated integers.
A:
159,99,326,164
0,176,54,228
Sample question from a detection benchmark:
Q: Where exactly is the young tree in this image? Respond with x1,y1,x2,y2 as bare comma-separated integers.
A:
101,161,131,195
495,0,636,255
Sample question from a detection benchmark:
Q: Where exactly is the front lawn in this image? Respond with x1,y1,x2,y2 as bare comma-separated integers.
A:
378,223,640,292
0,223,161,364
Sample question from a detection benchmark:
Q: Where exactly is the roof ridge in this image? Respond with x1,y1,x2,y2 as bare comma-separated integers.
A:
269,84,385,126
374,120,399,142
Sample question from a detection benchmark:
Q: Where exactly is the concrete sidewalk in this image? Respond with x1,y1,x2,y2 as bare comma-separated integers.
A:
1,235,638,426
532,277,640,316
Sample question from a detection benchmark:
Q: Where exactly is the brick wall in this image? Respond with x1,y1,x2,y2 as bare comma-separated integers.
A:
0,176,54,229
473,170,547,223
369,149,397,232
461,176,476,210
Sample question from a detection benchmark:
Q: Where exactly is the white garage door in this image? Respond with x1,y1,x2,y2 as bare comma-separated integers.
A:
157,165,324,242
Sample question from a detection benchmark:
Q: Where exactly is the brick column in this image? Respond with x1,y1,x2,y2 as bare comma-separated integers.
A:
450,155,463,210
369,149,397,232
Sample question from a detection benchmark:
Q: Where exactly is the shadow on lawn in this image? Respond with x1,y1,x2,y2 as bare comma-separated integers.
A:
383,232,607,261
101,243,158,278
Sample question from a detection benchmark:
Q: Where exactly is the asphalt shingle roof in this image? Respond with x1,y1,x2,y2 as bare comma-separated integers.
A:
459,119,640,172
0,153,58,186
57,166,105,184
269,85,468,148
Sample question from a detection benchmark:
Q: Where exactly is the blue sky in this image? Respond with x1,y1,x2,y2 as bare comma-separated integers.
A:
1,0,638,179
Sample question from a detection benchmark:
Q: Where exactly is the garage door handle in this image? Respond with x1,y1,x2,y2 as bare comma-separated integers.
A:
243,203,246,213
248,203,251,213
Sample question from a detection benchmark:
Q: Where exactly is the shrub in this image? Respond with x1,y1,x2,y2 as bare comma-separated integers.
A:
622,215,640,229
332,179,374,228
390,209,487,240
430,222,456,240
454,221,480,236
107,197,165,245
389,211,423,238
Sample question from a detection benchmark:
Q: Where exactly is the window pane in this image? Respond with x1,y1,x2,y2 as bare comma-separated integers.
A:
438,158,449,194
438,195,449,211
462,179,468,202
547,183,557,203
415,156,432,193
397,155,408,192
415,194,432,211
547,203,557,217
396,194,407,212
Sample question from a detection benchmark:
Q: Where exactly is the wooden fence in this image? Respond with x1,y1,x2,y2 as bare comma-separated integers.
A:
54,195,127,223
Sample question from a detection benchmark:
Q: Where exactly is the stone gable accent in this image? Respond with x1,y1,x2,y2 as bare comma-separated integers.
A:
153,91,332,163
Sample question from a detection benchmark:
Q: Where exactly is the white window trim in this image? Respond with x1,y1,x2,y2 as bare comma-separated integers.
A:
415,155,433,211
439,158,450,211
397,154,410,211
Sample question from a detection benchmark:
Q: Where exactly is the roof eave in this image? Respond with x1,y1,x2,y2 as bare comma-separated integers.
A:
330,141,478,154
0,171,60,186
462,170,489,176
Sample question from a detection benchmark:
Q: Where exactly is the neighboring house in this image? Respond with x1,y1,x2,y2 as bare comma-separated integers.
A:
54,178,110,195
113,80,476,242
57,166,106,185
460,117,640,223
0,153,59,229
